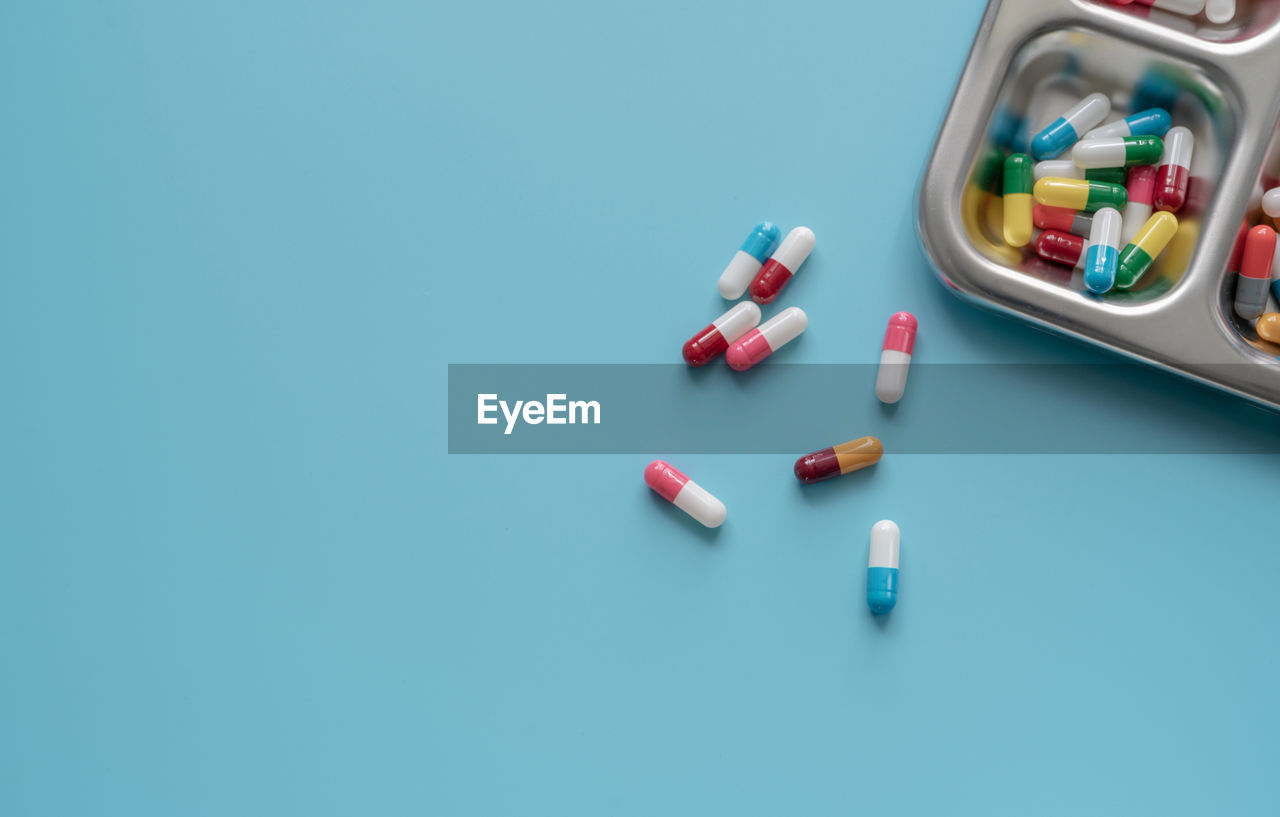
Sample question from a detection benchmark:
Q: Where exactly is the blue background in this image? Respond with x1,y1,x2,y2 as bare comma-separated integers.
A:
3,1,1279,814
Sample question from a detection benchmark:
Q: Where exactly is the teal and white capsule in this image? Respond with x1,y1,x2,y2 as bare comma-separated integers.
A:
1083,207,1122,294
1083,108,1172,140
1072,136,1164,169
866,520,900,615
1031,93,1111,160
718,222,782,299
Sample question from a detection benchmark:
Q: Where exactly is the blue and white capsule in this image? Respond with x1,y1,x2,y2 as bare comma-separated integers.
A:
1031,93,1111,160
867,520,900,615
1083,108,1172,140
1084,207,1122,294
718,222,783,299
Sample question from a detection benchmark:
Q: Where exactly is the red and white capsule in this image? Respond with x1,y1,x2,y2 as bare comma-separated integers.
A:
644,460,726,528
876,311,917,404
1122,165,1156,245
726,306,807,371
681,301,761,366
1154,126,1193,213
749,227,815,304
1237,226,1275,320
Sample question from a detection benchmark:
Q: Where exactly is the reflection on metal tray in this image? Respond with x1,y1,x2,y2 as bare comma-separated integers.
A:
917,0,1280,411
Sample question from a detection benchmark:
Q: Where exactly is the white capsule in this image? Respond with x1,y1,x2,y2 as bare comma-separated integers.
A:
1263,187,1280,219
1063,93,1112,134
672,480,725,528
1034,160,1088,181
1072,138,1130,169
771,227,816,272
1206,0,1235,22
758,306,808,350
711,301,760,339
869,520,900,568
1160,126,1194,171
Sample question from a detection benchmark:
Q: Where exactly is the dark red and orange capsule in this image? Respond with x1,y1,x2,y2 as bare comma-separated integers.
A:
794,436,883,484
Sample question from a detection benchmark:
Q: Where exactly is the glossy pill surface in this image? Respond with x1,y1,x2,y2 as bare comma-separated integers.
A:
1036,230,1089,268
1116,211,1178,289
1236,226,1275,320
1084,207,1122,294
1262,187,1280,219
1206,0,1236,23
794,436,883,484
726,306,807,371
1084,108,1172,139
1003,154,1034,247
1154,126,1193,212
682,301,761,366
1031,93,1111,160
749,227,814,304
644,460,726,528
876,311,917,404
867,520,900,615
1257,313,1280,344
1072,135,1163,168
1034,177,1127,212
718,222,782,299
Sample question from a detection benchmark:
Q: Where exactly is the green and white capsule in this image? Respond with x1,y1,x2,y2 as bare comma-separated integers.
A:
1072,136,1164,169
1034,160,1126,185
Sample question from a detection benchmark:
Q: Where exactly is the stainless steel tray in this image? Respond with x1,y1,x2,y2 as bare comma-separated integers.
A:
917,0,1280,411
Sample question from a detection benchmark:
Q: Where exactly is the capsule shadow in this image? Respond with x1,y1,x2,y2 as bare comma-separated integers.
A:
793,462,880,507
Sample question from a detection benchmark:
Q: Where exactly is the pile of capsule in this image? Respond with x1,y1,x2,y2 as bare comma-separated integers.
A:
646,223,920,615
680,221,815,371
1231,188,1280,345
1000,92,1192,295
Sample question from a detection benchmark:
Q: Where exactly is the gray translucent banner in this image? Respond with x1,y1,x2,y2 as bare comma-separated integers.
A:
448,364,1280,454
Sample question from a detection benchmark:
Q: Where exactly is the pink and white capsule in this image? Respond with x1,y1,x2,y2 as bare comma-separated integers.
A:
876,311,917,404
1262,187,1280,218
1123,165,1156,244
726,307,808,371
644,460,726,528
